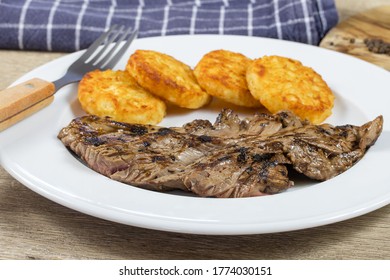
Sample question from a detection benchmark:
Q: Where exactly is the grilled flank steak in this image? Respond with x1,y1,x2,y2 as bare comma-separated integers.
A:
58,109,383,198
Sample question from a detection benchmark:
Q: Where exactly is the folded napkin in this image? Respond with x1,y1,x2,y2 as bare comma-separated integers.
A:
0,0,338,52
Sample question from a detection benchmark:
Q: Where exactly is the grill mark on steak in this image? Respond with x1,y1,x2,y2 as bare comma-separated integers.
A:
58,109,383,198
182,147,293,198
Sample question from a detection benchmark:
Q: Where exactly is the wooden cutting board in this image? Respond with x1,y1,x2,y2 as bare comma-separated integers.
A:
320,5,390,70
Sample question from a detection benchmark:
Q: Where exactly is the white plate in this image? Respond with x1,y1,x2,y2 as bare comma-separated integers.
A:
1,35,389,235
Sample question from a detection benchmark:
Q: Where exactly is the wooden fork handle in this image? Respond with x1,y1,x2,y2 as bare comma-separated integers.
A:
0,78,55,131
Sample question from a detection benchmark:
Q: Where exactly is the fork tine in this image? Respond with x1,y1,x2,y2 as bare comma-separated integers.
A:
52,25,138,91
99,27,138,69
88,25,125,65
78,25,118,61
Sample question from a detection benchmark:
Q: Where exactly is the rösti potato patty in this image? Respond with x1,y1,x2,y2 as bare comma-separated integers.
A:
246,55,334,124
126,50,211,109
194,50,261,107
78,69,166,125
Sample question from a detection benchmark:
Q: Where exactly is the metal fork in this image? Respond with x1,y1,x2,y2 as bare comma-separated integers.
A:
53,25,138,90
0,25,138,131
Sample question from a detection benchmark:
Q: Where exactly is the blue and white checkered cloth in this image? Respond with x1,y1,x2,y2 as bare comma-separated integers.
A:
0,0,338,52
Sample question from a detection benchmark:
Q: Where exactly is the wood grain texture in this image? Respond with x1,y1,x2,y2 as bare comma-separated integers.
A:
334,0,390,22
0,78,55,131
320,6,390,70
1,1,390,260
0,78,54,122
0,95,54,132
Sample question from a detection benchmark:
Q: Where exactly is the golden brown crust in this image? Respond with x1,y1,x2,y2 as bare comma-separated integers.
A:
194,49,261,107
126,50,211,109
246,55,334,124
78,69,166,125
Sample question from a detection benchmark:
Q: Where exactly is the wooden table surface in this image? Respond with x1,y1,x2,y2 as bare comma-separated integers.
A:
1,0,390,260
